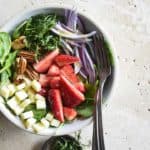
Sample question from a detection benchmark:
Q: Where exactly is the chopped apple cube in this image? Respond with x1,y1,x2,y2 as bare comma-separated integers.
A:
21,111,34,120
7,84,16,96
36,99,46,110
0,85,10,99
7,97,18,110
13,105,24,115
45,113,54,122
20,99,31,108
31,80,41,92
50,119,60,127
35,94,45,101
0,96,5,104
27,88,36,103
15,90,28,101
32,123,44,133
16,83,26,90
25,118,36,129
41,118,50,128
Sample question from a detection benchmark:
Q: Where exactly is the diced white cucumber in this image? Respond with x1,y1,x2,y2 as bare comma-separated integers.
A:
45,113,54,122
41,118,50,128
25,118,36,129
35,94,45,101
36,99,46,110
15,90,28,101
20,99,31,108
50,119,60,127
13,105,24,115
7,84,16,97
21,111,34,120
0,96,5,104
0,85,10,99
31,80,41,92
7,97,18,110
16,83,26,90
27,88,36,103
32,123,44,133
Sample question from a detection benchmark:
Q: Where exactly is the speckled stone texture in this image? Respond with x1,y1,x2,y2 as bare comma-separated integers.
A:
0,0,150,150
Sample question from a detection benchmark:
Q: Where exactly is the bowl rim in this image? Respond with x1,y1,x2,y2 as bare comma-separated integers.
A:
0,5,118,136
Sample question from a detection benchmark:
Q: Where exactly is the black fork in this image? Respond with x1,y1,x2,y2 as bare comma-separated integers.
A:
92,34,111,150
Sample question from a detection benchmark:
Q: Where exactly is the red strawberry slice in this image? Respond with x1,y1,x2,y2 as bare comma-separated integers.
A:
38,88,48,97
60,65,79,84
39,74,51,87
60,75,85,107
48,64,60,76
74,82,85,93
48,89,64,122
63,107,77,121
55,54,79,67
34,49,59,73
49,76,60,89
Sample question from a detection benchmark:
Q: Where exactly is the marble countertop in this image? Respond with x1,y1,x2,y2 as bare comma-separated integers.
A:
0,0,150,150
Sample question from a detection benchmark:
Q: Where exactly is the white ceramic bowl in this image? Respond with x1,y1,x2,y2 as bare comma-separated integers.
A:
0,6,118,136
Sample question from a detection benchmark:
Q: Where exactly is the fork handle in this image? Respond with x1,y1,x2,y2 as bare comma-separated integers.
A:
92,85,105,150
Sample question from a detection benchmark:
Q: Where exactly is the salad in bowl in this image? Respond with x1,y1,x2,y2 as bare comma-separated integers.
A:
0,7,116,135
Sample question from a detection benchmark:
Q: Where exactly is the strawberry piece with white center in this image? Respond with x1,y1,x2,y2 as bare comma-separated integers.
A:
60,75,85,107
48,89,64,122
48,64,60,76
63,107,77,121
34,48,59,73
49,76,60,89
55,54,79,67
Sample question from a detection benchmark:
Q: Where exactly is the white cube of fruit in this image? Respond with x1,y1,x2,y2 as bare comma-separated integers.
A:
36,99,46,110
0,85,10,99
13,105,24,115
7,97,18,110
7,84,16,96
20,99,31,108
27,88,36,103
45,113,54,122
41,118,50,128
21,111,34,120
23,77,31,87
25,118,36,129
35,94,45,101
15,90,28,101
16,83,26,91
0,96,5,104
31,80,41,92
32,123,44,133
50,119,60,127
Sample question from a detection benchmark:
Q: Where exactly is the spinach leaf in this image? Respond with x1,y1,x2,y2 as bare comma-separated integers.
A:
0,70,10,86
76,98,94,118
0,32,11,65
25,104,47,122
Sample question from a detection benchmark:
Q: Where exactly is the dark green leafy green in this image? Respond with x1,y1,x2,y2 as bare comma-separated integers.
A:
49,135,82,150
25,104,47,122
12,14,60,59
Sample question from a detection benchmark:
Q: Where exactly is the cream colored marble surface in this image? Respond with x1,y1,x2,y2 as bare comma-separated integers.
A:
0,0,150,150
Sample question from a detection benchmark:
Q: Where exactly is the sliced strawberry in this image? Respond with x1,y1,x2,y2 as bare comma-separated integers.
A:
63,107,77,121
74,82,85,93
55,54,79,67
47,64,60,76
60,65,79,84
39,74,51,87
60,75,85,107
49,76,60,89
34,49,59,73
48,89,64,122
